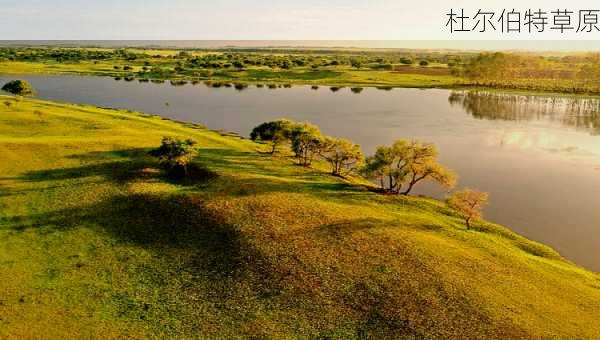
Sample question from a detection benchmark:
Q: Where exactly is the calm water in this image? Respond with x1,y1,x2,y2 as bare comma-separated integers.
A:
2,75,600,272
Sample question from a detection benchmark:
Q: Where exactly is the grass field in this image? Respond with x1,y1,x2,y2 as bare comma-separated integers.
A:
1,96,600,338
5,47,600,94
0,60,463,89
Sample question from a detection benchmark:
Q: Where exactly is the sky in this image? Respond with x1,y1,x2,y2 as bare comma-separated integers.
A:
3,0,600,50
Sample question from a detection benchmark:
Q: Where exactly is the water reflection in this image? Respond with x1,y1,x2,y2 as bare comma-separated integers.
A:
449,91,600,135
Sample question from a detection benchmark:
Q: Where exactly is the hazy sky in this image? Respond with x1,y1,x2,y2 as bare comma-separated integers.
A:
3,0,600,50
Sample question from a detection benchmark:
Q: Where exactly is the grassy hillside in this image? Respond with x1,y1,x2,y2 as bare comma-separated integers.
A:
1,96,599,338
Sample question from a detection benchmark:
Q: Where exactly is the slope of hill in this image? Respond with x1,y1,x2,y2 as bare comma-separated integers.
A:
1,96,599,338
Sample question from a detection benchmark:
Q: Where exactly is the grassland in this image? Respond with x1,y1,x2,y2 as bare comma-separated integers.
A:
4,46,600,94
1,95,600,338
0,60,462,89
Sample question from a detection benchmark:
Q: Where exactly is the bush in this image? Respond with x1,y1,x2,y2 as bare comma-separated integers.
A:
149,137,198,178
1,80,35,96
419,60,429,66
400,57,414,65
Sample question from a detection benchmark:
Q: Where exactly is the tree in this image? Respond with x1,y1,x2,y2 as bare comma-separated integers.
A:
250,119,295,154
149,137,198,177
320,137,364,176
290,122,323,166
1,80,35,96
350,58,362,69
363,140,456,195
400,57,414,65
419,60,429,66
446,189,489,229
400,141,456,195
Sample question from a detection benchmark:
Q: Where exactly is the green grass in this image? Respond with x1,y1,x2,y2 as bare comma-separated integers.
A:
0,60,464,89
1,96,600,338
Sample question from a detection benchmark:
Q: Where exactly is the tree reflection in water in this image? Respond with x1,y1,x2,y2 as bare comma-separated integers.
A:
449,91,600,135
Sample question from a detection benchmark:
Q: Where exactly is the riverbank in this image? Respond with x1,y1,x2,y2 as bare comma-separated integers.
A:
0,60,464,89
1,96,599,337
4,47,600,95
4,59,600,98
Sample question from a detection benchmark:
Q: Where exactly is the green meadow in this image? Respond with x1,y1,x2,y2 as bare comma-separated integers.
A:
3,47,600,94
1,95,600,338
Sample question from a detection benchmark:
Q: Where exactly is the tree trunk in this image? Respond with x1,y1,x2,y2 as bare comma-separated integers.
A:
401,181,416,195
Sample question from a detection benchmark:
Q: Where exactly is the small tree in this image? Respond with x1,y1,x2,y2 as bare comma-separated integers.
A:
400,141,456,195
149,137,198,177
320,137,364,176
250,119,295,154
2,80,35,96
363,139,456,195
419,60,429,66
350,58,362,69
290,122,323,166
446,189,489,229
400,57,414,65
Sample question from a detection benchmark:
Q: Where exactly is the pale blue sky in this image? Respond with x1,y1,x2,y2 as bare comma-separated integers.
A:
2,0,411,40
2,0,600,50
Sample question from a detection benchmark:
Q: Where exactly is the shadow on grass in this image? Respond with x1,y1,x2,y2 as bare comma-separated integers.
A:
16,148,217,187
5,192,244,276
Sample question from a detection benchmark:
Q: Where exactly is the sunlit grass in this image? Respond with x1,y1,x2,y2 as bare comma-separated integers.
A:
1,96,599,338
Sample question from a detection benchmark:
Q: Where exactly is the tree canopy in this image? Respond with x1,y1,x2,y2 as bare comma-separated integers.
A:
149,137,198,177
446,189,489,229
250,119,295,154
1,80,35,96
290,122,323,166
320,137,364,176
363,140,456,195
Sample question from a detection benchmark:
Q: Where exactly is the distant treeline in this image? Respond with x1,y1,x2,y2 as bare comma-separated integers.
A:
459,52,600,94
0,47,466,70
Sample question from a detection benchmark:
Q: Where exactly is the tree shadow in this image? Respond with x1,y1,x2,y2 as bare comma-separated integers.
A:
15,148,216,187
5,192,244,276
17,148,157,184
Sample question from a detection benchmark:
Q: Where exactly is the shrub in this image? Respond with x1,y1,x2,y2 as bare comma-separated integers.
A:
1,80,35,96
400,57,414,65
419,60,430,66
149,137,198,178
